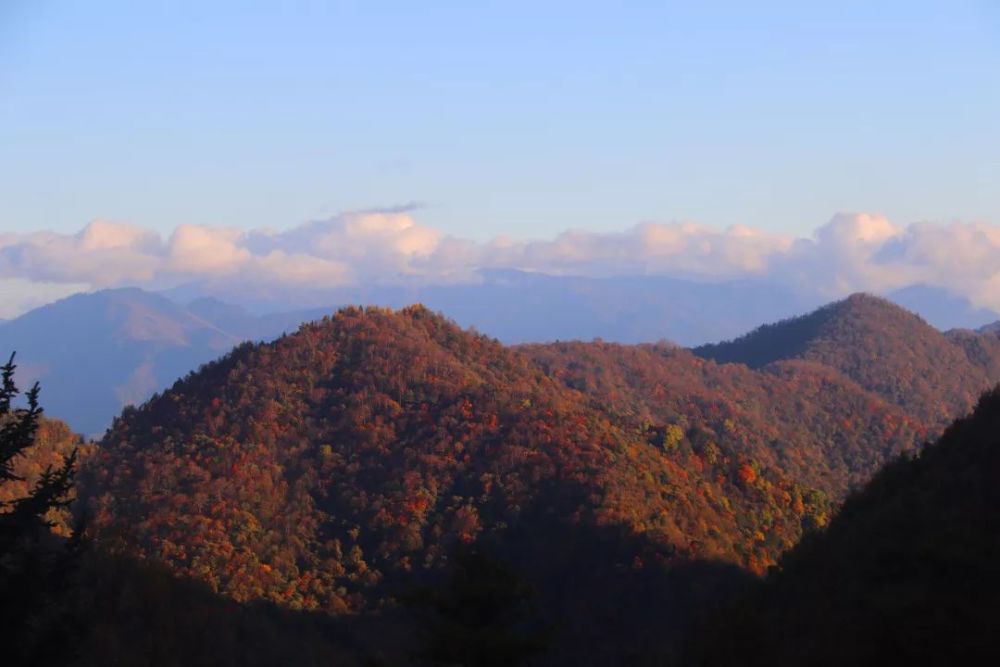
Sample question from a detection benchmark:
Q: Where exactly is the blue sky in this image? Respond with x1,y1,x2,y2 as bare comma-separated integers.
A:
1,0,998,241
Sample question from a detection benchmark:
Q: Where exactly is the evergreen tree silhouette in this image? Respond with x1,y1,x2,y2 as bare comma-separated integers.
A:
0,352,78,664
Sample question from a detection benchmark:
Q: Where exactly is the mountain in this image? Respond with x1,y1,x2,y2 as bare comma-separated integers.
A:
0,276,823,434
0,289,322,435
523,341,923,500
0,402,394,666
76,303,976,663
694,386,1000,665
164,270,821,346
186,297,331,342
11,281,1000,438
0,288,240,436
694,293,1000,427
23,297,1000,663
977,320,1000,334
80,305,843,664
164,273,1000,345
888,283,1000,330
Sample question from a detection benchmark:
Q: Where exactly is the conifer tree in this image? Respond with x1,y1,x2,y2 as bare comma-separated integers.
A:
0,352,78,663
0,352,76,542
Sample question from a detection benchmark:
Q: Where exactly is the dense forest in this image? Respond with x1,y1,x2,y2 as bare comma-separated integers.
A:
6,294,1000,664
691,386,1000,665
523,341,922,500
79,305,828,663
694,293,999,427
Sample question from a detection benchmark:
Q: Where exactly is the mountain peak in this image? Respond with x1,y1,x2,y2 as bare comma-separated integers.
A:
694,293,927,368
0,288,258,434
838,291,896,308
831,291,925,319
695,292,988,425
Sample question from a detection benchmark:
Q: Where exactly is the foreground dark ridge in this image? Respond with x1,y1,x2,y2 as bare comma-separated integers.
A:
693,385,1000,665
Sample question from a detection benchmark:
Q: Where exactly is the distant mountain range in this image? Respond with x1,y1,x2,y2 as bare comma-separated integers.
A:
3,274,1000,436
163,270,824,345
886,283,1000,330
0,289,326,435
163,272,1000,340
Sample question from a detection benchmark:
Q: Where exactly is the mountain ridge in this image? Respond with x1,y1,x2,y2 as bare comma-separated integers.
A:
8,283,1000,436
694,293,1000,426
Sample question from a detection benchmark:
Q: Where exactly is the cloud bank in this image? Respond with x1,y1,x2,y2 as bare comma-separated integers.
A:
3,210,1000,316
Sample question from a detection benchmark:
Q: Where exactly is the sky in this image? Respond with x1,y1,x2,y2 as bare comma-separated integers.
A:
3,1,999,238
1,1,999,317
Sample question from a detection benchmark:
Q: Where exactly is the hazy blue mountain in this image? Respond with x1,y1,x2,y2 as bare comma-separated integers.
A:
0,289,320,436
172,274,1000,345
887,284,1000,331
185,297,330,342
164,271,822,346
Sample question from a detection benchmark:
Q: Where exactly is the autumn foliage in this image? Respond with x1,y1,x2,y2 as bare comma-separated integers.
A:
10,295,1000,664
81,306,829,616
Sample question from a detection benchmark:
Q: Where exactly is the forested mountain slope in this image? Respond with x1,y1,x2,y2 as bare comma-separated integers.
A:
16,299,1000,664
694,293,1000,427
524,342,923,500
0,392,392,666
694,386,1000,665
77,306,843,664
82,307,822,608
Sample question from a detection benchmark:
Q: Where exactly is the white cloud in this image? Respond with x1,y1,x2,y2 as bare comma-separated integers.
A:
4,209,1000,316
166,225,250,275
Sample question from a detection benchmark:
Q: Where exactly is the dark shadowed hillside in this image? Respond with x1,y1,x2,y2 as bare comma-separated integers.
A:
694,293,1000,427
52,552,391,667
693,386,1000,665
